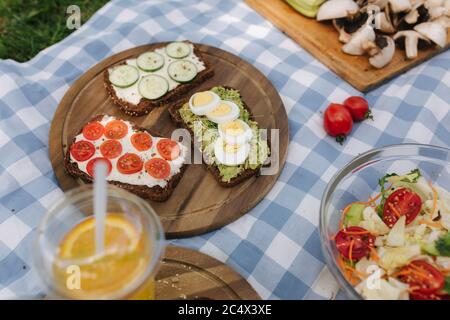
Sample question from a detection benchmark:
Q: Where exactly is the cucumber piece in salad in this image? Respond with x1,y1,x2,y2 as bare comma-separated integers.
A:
138,75,169,100
109,65,140,88
137,52,164,72
166,42,191,59
168,60,198,83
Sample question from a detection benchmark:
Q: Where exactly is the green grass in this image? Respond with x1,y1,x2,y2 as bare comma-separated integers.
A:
0,0,109,62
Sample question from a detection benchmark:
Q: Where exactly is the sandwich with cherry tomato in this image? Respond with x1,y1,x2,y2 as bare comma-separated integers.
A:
334,169,450,300
65,115,187,201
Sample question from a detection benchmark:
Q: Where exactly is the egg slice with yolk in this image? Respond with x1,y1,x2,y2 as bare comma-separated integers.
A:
188,91,220,115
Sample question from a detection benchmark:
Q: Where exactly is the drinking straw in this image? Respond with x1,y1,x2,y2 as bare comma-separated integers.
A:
93,160,108,255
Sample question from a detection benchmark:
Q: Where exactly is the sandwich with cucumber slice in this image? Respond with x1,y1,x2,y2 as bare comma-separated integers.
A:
168,86,271,187
104,41,214,116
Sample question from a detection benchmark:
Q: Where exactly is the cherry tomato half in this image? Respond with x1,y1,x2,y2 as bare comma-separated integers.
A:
100,139,123,159
397,260,445,295
70,140,95,162
86,157,112,177
157,139,180,160
382,188,422,228
145,158,171,180
131,132,153,151
104,120,128,139
82,122,104,141
335,226,375,261
343,96,372,122
323,103,353,144
117,153,143,174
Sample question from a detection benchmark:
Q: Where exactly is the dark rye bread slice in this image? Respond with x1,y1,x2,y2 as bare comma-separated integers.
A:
168,87,267,188
104,41,214,117
64,114,187,202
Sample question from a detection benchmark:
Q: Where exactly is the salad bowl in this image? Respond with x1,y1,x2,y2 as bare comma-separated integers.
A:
320,144,450,300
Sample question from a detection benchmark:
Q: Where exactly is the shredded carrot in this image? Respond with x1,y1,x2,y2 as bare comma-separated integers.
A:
370,247,379,262
418,219,442,229
439,268,450,275
429,180,438,219
348,239,355,262
388,202,402,218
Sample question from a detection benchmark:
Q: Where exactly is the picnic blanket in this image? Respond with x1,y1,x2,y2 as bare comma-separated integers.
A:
0,0,449,299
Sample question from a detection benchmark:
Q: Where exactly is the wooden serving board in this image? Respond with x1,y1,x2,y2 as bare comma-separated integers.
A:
156,246,260,300
49,43,288,239
246,0,450,92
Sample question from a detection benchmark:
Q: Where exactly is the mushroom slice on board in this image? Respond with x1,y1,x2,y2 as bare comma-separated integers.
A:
333,20,353,43
393,30,431,58
414,21,448,46
316,0,360,20
367,36,396,68
343,25,377,55
389,0,413,12
434,15,450,28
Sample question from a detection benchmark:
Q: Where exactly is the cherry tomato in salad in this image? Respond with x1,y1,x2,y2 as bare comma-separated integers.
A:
382,188,422,228
335,226,375,261
117,153,143,174
410,291,449,300
343,96,372,122
397,260,445,295
157,139,180,160
100,140,123,159
86,157,112,177
82,122,104,141
131,132,153,151
105,120,128,139
145,158,171,180
70,140,95,162
323,103,353,144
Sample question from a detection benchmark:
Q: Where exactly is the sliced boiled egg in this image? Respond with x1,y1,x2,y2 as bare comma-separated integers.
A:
206,100,239,124
214,137,250,166
188,91,220,115
218,119,253,145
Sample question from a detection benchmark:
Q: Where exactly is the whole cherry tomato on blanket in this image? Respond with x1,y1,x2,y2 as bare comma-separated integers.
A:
323,103,353,144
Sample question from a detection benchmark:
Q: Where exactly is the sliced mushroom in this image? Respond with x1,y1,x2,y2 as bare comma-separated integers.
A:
414,21,447,46
388,0,413,12
434,15,450,27
317,0,360,21
428,6,447,18
342,25,377,55
333,20,353,43
397,3,430,29
368,7,397,32
368,0,390,9
364,36,396,68
393,30,431,58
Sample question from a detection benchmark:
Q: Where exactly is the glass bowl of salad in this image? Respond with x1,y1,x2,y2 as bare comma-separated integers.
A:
320,144,450,300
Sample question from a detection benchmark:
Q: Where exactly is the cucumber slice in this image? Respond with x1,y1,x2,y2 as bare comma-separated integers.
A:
137,52,164,72
166,42,191,59
109,65,140,88
138,75,169,100
168,60,198,83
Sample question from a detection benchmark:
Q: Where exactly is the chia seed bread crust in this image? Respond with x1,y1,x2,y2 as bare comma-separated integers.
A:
104,42,214,117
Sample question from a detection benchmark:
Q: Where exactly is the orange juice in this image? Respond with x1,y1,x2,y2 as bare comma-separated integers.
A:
53,214,155,300
34,185,164,300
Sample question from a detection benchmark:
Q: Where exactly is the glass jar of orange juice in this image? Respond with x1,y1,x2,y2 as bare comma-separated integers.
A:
34,185,164,300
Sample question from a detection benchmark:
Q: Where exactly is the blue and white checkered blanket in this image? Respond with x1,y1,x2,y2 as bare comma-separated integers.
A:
0,0,449,299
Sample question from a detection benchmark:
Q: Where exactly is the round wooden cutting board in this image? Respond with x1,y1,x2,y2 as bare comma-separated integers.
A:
49,42,288,238
156,246,260,300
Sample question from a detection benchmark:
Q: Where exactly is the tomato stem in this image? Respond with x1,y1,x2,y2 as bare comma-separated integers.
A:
365,110,373,121
335,135,346,145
